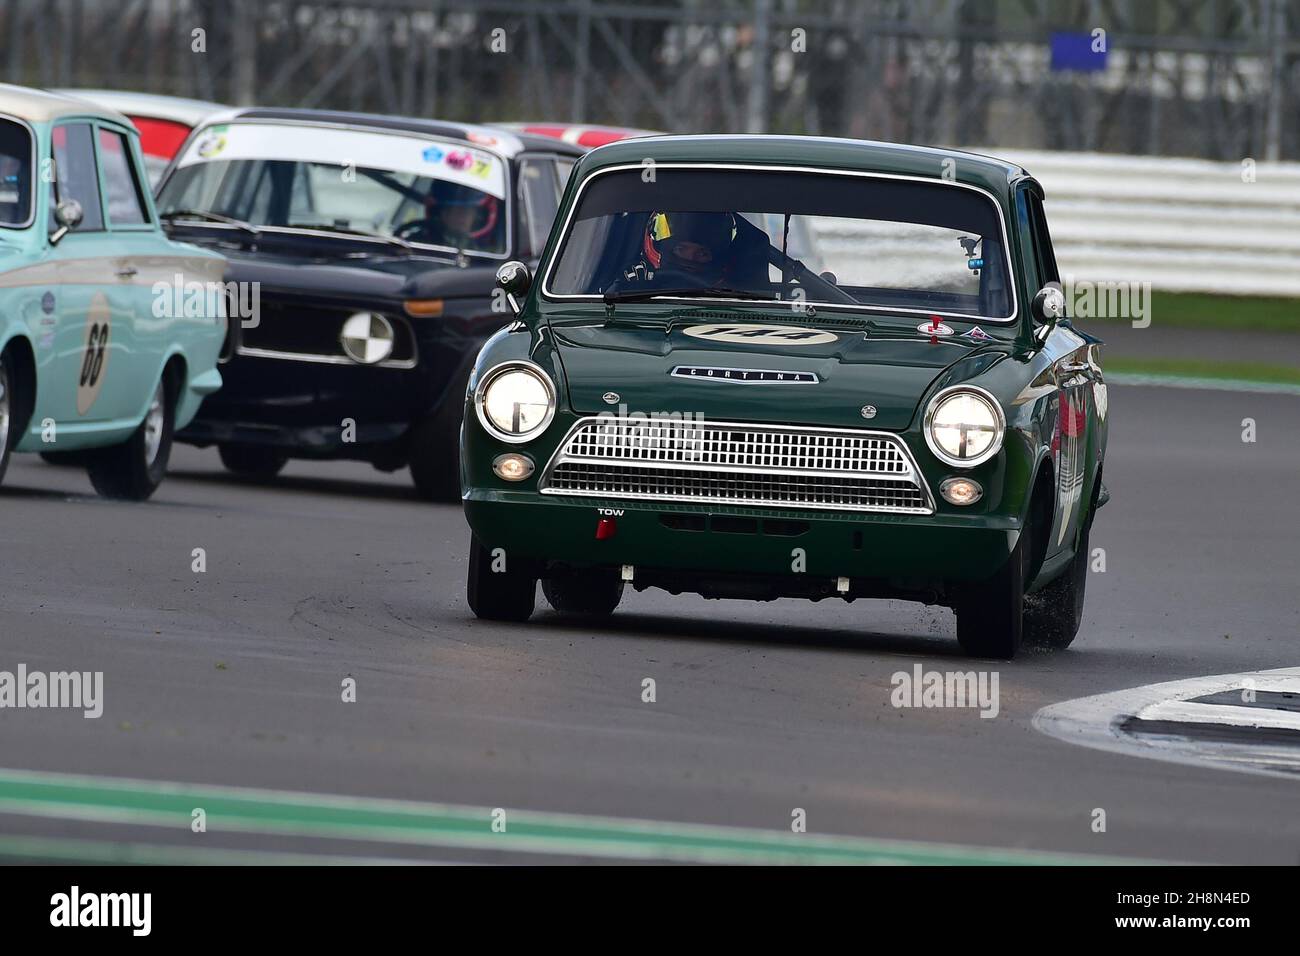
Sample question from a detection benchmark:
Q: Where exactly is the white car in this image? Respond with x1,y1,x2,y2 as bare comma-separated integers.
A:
53,90,226,185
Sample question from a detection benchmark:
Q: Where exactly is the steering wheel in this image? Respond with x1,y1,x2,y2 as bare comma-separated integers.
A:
394,219,431,242
604,268,716,298
767,245,857,305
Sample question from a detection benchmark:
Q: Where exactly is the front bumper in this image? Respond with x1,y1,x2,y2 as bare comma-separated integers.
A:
464,488,1020,587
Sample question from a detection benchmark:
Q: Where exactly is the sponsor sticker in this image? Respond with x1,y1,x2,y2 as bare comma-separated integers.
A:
917,320,954,336
179,124,506,199
194,128,227,158
964,326,992,341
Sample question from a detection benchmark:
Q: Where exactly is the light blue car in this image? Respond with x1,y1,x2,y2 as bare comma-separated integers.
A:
0,85,227,499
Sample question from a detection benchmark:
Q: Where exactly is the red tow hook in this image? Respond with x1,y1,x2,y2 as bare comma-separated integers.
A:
595,517,617,540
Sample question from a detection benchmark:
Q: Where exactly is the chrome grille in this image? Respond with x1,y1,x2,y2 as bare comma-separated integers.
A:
540,418,934,514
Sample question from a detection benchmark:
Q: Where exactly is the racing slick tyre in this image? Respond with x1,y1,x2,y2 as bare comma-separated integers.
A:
0,350,15,487
218,443,288,479
40,451,85,466
467,536,536,622
85,375,174,501
954,513,1029,659
1024,524,1090,650
408,413,461,503
542,568,625,617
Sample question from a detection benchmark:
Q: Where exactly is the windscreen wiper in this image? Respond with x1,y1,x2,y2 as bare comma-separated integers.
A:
159,209,260,236
602,286,775,307
284,223,413,255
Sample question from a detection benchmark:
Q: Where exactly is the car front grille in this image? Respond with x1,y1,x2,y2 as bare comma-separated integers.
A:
237,303,416,368
540,418,934,514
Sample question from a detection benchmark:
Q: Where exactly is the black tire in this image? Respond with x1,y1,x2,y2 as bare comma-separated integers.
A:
408,413,461,502
1024,524,1090,649
466,535,536,622
543,568,625,616
85,374,174,501
954,510,1030,659
0,350,15,488
218,443,288,479
40,451,85,466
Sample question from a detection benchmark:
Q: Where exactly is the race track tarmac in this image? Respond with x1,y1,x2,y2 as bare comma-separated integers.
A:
1,384,1297,864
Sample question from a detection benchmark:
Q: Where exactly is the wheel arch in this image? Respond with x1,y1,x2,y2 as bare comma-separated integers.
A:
161,349,188,398
1,333,38,444
1024,453,1056,589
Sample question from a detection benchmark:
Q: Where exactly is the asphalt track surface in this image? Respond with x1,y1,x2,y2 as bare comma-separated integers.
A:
1,383,1297,864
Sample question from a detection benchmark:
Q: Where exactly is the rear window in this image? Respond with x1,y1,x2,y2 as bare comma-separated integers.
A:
0,118,33,227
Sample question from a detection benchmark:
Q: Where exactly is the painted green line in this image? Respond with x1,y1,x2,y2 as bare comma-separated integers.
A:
1106,356,1300,386
0,835,424,866
0,766,1141,865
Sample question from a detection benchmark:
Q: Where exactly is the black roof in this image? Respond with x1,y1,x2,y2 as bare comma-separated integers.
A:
226,108,585,158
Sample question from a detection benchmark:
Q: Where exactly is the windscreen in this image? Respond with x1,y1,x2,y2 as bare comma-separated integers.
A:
158,122,509,255
546,167,1013,319
0,118,33,227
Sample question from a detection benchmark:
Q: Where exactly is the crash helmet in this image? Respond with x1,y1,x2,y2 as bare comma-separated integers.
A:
643,211,736,278
425,179,500,242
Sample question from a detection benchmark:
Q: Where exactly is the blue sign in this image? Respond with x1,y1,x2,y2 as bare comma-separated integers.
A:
1050,32,1108,72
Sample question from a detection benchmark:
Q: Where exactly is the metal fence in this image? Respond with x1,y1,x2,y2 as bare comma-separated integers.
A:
2,0,1297,161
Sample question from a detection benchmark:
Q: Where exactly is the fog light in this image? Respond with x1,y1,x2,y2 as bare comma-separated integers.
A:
940,476,983,506
492,453,534,481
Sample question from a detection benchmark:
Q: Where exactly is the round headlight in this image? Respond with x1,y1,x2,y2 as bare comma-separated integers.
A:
924,386,1005,468
475,361,556,443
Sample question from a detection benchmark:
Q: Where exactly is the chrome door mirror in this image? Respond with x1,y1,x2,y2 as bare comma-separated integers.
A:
49,199,84,246
1031,284,1065,325
495,260,532,316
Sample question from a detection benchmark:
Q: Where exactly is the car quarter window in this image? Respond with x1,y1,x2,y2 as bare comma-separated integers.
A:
96,127,150,226
49,122,105,232
517,158,561,259
1025,190,1059,286
555,157,576,191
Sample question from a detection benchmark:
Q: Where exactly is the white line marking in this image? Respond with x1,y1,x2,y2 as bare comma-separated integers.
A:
1033,666,1300,781
1137,700,1300,732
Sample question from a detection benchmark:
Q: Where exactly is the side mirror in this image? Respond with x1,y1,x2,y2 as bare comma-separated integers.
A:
1031,284,1065,325
495,260,532,316
49,199,84,246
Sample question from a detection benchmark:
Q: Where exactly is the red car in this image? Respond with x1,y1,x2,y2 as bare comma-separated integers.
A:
494,122,656,150
54,89,226,185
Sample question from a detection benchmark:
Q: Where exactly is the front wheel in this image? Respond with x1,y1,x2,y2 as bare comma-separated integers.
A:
0,351,15,487
543,568,625,616
218,443,288,479
40,451,85,467
466,536,536,622
1024,524,1089,649
408,413,461,502
85,376,174,501
954,519,1029,659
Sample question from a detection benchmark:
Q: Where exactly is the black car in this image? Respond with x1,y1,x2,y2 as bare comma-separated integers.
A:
154,108,583,498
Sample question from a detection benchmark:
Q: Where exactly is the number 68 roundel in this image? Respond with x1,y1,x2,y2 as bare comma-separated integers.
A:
76,292,111,416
